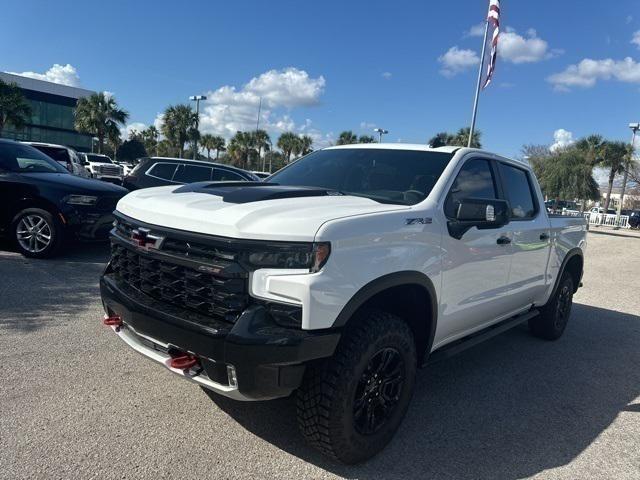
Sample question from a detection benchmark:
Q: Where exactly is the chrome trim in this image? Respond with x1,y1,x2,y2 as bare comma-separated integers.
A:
110,321,253,401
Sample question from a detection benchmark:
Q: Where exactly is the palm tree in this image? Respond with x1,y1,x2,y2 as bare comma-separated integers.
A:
0,79,31,137
253,129,271,170
427,128,481,148
200,134,215,160
298,135,313,155
598,141,631,211
358,135,375,144
575,134,605,166
160,104,197,158
75,92,129,154
277,132,300,163
107,123,122,161
537,147,599,207
212,135,226,160
141,125,159,156
337,131,358,145
228,131,255,169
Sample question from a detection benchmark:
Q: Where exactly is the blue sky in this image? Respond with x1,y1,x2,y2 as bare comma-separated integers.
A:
2,0,640,157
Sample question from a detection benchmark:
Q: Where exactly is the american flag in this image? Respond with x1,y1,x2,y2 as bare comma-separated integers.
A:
482,0,500,89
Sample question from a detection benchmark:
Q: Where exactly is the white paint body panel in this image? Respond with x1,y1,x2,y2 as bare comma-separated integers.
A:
116,145,587,353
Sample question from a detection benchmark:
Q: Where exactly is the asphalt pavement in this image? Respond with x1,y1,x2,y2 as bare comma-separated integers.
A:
0,234,639,479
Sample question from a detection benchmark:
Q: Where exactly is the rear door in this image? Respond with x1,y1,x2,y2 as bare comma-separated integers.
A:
497,161,551,308
439,157,513,341
172,164,214,183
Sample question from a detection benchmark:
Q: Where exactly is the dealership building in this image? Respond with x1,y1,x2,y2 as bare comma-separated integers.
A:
0,72,95,151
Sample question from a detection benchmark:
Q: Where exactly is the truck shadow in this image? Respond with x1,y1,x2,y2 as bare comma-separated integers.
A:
0,240,109,332
205,303,640,479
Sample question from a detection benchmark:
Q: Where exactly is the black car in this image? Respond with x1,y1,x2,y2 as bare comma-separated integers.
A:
629,210,640,229
122,157,259,190
0,139,128,258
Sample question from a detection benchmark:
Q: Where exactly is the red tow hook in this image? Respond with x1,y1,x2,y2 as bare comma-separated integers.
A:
169,354,198,370
103,315,123,327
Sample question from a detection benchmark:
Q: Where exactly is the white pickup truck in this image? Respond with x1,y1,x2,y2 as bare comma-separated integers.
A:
100,144,587,463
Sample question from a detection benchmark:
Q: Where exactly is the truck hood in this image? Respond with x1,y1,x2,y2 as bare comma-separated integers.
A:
116,183,409,241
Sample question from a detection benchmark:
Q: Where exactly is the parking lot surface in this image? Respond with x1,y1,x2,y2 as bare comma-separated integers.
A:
1,233,639,479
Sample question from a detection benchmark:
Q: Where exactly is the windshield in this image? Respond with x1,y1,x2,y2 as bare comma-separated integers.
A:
267,148,453,205
86,154,113,164
0,143,68,173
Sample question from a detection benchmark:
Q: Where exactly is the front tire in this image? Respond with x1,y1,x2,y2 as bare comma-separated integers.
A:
12,208,65,258
529,271,574,340
296,310,416,464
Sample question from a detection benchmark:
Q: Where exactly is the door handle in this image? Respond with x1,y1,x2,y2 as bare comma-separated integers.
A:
540,233,550,241
497,236,511,245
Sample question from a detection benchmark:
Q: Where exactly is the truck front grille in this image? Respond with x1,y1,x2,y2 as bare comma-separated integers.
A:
109,243,249,323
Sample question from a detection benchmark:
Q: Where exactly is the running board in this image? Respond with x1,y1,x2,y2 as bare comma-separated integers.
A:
424,309,539,366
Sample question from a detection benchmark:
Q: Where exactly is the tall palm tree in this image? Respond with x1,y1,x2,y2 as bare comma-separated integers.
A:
358,135,375,144
161,104,197,158
0,79,31,137
211,135,226,160
200,134,215,160
75,92,129,154
337,131,358,145
277,132,300,163
253,129,271,170
575,134,605,166
598,141,631,211
228,131,255,169
141,125,159,156
107,123,122,161
298,135,313,155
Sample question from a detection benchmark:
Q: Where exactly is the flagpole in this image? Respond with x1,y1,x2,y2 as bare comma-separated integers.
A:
468,19,490,148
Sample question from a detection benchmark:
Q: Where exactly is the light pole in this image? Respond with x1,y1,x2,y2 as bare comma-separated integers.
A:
374,128,388,143
615,122,639,228
189,95,207,159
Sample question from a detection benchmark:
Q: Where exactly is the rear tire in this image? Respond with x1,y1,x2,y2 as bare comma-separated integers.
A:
12,208,65,258
529,271,574,340
296,310,416,464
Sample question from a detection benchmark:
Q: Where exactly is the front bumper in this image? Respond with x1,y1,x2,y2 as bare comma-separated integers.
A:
100,273,341,400
94,175,123,184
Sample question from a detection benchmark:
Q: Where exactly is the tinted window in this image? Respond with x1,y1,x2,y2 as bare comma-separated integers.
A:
267,148,453,205
445,158,497,218
32,146,70,165
86,154,113,164
499,163,537,219
213,168,245,181
0,143,68,173
173,164,213,183
147,162,178,181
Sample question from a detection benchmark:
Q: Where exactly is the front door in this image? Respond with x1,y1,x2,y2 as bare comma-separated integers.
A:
437,157,513,346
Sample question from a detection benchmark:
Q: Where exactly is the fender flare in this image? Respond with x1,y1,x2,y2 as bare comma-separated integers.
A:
333,271,438,356
549,247,584,300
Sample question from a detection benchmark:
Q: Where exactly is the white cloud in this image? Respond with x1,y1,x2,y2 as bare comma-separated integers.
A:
381,71,392,80
360,121,377,131
632,31,640,49
9,63,81,87
120,122,147,140
465,23,486,38
549,129,574,152
438,46,479,77
499,29,554,64
548,57,640,91
193,67,329,148
627,15,634,25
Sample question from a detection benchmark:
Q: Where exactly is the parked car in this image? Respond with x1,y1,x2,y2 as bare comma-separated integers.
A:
628,210,640,228
23,141,90,178
79,153,124,184
0,139,128,258
545,199,577,212
100,144,587,464
589,207,616,216
251,170,271,179
122,157,260,190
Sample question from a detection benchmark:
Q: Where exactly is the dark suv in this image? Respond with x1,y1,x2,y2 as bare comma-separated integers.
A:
122,157,259,190
0,139,128,258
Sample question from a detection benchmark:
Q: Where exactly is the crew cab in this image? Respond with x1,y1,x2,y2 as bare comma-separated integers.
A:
79,153,124,184
0,139,128,258
23,141,90,178
100,144,587,464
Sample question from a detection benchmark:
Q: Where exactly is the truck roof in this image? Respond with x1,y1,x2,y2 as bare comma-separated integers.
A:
324,143,460,153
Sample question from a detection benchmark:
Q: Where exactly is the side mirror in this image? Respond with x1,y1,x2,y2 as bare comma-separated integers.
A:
448,198,510,239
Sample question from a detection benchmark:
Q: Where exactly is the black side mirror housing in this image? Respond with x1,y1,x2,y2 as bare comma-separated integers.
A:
448,198,510,239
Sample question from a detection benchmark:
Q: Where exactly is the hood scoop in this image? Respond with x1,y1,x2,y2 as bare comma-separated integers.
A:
172,181,343,204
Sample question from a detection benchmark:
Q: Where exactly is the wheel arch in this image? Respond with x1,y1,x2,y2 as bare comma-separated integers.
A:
551,248,584,298
333,271,438,363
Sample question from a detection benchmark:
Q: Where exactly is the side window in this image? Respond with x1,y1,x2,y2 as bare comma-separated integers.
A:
213,168,245,181
444,158,498,218
147,162,178,181
172,164,213,183
499,163,537,219
36,146,70,165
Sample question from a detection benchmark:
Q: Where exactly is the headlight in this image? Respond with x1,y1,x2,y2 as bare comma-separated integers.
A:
65,195,98,206
244,242,331,272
